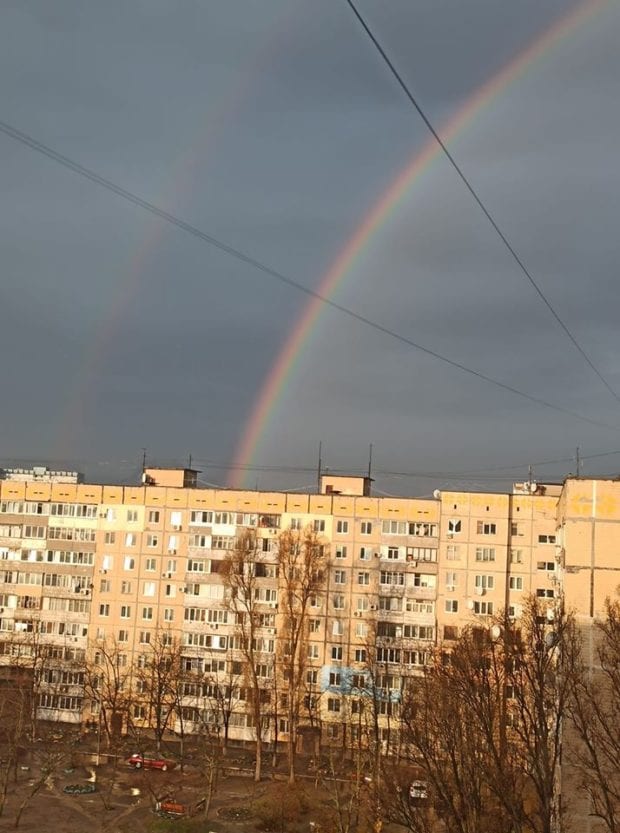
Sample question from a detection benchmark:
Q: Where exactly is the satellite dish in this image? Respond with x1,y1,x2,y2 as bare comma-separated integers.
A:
466,599,475,610
545,632,558,648
490,625,502,640
433,490,441,499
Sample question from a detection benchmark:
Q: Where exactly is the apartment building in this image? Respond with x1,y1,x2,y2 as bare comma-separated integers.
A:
0,466,616,756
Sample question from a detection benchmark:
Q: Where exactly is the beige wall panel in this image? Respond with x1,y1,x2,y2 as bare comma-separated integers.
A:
51,483,78,501
124,486,146,504
0,481,25,499
144,487,167,505
77,484,103,502
309,495,333,515
102,486,124,504
285,494,310,514
24,482,52,500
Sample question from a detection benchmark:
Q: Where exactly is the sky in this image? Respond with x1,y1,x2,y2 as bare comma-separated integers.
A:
1,0,620,495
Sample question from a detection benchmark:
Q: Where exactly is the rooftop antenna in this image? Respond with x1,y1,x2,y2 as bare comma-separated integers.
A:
575,446,581,477
528,464,533,484
317,442,323,493
187,453,192,469
368,443,373,480
141,448,147,473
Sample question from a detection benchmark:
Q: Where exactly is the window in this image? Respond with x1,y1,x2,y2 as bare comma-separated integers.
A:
473,601,494,615
120,580,131,594
448,519,461,534
509,576,523,590
446,545,460,560
511,522,522,536
332,594,345,610
443,625,459,640
166,559,177,574
380,571,405,586
357,571,370,585
536,588,555,599
445,572,458,591
475,575,495,590
145,558,156,572
336,520,349,534
355,622,368,637
360,521,372,535
307,644,319,659
142,606,153,620
118,629,128,642
139,630,151,644
327,697,341,713
127,510,138,523
102,555,113,571
354,649,366,663
125,533,136,547
164,608,174,622
334,570,346,585
309,619,321,633
306,669,318,685
477,522,497,535
146,534,159,548
148,510,160,523
99,579,111,592
413,573,436,588
120,605,131,618
475,547,496,562
356,597,369,612
510,549,523,564
335,545,347,559
538,534,556,545
123,556,135,571
331,646,343,661
168,535,178,553
359,547,371,561
104,532,116,544
170,511,182,528
445,599,459,613
537,561,555,572
329,671,341,687
289,518,302,530
98,604,109,617
313,520,325,533
332,620,344,636
165,584,176,598
387,546,401,560
143,582,156,597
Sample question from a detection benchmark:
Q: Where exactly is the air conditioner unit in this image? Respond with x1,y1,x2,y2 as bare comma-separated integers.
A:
268,627,276,635
173,525,181,532
369,604,377,611
179,587,186,593
168,549,177,555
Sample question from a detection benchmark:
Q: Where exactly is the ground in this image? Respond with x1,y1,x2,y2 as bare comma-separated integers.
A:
0,748,404,833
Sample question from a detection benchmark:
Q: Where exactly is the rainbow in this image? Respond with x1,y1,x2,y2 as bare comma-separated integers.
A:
228,0,610,488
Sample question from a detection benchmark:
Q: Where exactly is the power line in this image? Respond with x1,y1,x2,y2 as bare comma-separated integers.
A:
343,0,620,406
0,119,618,434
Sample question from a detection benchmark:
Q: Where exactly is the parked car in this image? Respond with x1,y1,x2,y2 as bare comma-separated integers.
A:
126,753,176,772
409,780,428,802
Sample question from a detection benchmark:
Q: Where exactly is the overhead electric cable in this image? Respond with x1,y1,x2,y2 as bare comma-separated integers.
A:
0,118,618,433
343,0,620,405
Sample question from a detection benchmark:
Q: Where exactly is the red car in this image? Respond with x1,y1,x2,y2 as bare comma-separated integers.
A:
127,753,175,772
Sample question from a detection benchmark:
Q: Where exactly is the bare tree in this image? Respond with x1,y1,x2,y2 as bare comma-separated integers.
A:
83,637,133,748
222,529,273,781
568,598,620,833
134,630,182,753
276,526,327,782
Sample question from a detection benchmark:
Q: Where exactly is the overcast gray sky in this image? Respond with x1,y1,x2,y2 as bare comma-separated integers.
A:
1,0,620,494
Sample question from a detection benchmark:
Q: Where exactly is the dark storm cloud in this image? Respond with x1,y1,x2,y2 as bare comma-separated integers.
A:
0,0,619,490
